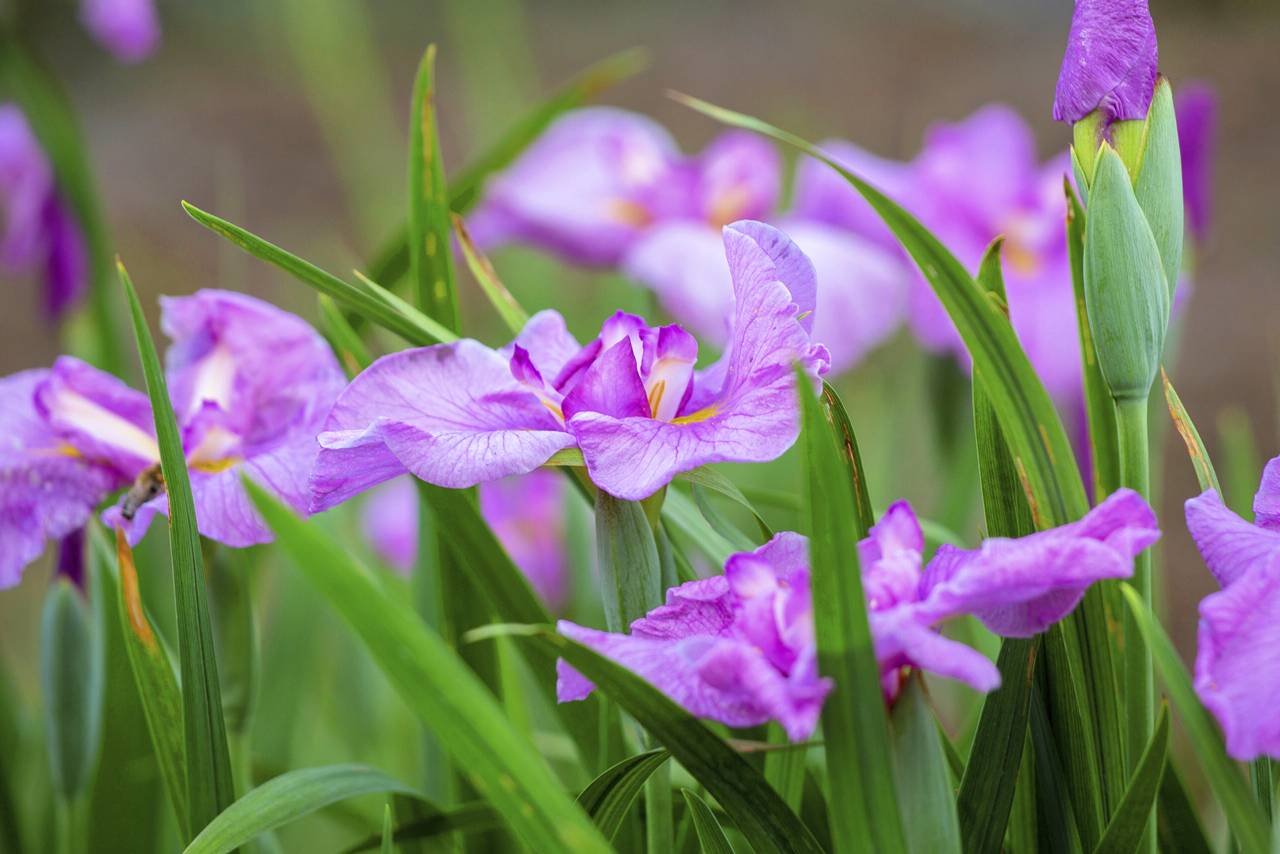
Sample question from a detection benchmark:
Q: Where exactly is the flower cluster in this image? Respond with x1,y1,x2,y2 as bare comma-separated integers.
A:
0,290,344,587
559,490,1158,738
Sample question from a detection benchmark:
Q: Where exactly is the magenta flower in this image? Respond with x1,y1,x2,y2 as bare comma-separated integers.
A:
794,106,1083,401
1053,0,1159,126
471,108,907,374
362,471,572,612
1185,457,1280,760
0,290,344,587
311,221,829,505
557,490,1157,739
0,105,88,322
81,0,160,63
1175,83,1216,245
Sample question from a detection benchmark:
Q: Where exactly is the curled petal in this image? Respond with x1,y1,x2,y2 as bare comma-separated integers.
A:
506,310,582,382
310,341,574,511
36,356,156,477
871,607,1001,696
1252,456,1280,532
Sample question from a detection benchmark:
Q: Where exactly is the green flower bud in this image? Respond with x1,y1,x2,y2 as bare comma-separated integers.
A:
1084,144,1170,402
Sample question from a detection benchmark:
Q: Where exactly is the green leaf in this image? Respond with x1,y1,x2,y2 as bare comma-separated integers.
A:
368,47,648,285
380,803,394,854
678,467,773,542
119,262,237,835
113,529,189,838
1118,584,1269,852
0,656,22,854
416,484,598,772
681,789,736,854
690,485,757,553
40,579,103,802
519,627,824,854
1066,182,1120,498
243,483,610,852
1160,370,1221,494
317,294,373,377
453,213,530,333
956,638,1037,854
576,749,670,841
659,487,738,569
181,202,455,348
339,803,500,854
595,493,662,631
820,382,876,533
798,368,906,853
1156,762,1213,854
890,677,961,854
184,765,421,854
407,45,460,328
1095,706,1170,854
1132,79,1184,301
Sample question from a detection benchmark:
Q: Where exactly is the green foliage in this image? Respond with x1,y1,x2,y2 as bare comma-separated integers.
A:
575,749,670,841
890,677,961,854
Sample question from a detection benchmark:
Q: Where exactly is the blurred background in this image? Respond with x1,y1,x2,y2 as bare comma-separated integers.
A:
0,0,1276,845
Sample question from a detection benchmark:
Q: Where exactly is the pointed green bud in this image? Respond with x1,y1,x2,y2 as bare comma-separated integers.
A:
1132,76,1184,300
1084,144,1170,402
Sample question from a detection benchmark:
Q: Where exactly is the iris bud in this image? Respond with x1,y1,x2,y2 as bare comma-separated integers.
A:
1084,144,1170,401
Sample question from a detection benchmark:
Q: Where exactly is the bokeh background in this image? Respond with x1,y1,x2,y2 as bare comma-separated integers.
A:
0,0,1276,844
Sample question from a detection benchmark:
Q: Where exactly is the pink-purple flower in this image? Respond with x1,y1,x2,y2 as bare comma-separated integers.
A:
470,108,908,374
557,490,1157,739
310,220,829,505
795,106,1082,401
1184,456,1280,760
1053,0,1159,127
0,105,88,322
0,290,344,587
362,471,572,612
80,0,160,63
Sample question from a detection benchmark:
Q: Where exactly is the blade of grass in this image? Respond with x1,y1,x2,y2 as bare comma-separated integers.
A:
452,214,530,333
576,749,670,841
407,45,460,327
1156,762,1213,854
184,765,422,854
890,676,961,854
1118,584,1269,852
1095,706,1170,854
681,789,736,854
339,803,500,853
1161,369,1221,494
119,261,236,836
244,482,610,852
798,368,907,853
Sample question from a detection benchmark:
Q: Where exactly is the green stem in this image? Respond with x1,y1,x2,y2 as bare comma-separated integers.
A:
1117,396,1155,850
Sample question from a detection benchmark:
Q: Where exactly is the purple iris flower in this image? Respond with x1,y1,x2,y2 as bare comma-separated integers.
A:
794,106,1083,402
311,220,829,505
0,105,88,322
1184,457,1280,760
471,108,908,374
1053,0,1159,127
557,490,1157,739
0,290,343,587
80,0,160,63
361,471,572,612
1175,83,1216,245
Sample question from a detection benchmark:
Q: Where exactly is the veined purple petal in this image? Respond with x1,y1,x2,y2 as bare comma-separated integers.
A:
561,339,650,421
1175,83,1216,244
571,221,827,500
0,370,120,588
629,575,735,640
1194,553,1280,760
80,0,160,63
35,356,157,477
507,309,582,381
1053,0,1159,125
1185,488,1280,589
919,489,1158,636
311,341,575,511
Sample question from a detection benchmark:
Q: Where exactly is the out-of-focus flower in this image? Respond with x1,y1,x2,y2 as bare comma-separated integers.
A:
0,289,344,588
362,471,572,612
1053,0,1159,127
311,221,828,505
1175,83,1216,245
472,108,907,374
81,0,160,63
1185,456,1280,760
794,106,1082,401
556,490,1156,739
0,105,88,322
